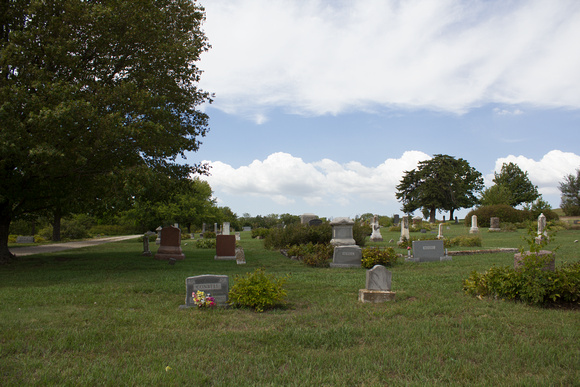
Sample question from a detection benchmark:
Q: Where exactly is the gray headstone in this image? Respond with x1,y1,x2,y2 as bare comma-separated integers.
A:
308,218,323,226
330,245,362,268
330,217,356,246
366,265,392,291
243,226,252,231
16,236,34,243
186,275,229,306
409,240,450,262
393,214,400,225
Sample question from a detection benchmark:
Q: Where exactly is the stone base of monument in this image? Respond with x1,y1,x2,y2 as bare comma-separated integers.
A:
358,289,396,303
488,228,501,232
330,245,362,268
154,246,185,260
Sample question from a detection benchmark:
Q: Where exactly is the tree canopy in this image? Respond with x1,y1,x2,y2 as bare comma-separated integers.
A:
559,168,580,216
0,0,211,263
492,162,539,207
396,154,484,222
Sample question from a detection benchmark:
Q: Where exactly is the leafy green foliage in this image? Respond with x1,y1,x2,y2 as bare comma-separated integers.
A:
492,162,539,207
466,205,525,227
264,223,332,249
251,228,271,239
559,168,580,216
287,243,333,267
396,154,484,222
479,184,513,206
463,259,580,306
195,238,216,249
361,247,398,269
228,268,288,312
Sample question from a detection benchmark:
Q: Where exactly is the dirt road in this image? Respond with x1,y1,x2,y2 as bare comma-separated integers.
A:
10,235,142,257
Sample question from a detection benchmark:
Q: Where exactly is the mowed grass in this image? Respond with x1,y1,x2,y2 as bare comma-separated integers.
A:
1,227,579,386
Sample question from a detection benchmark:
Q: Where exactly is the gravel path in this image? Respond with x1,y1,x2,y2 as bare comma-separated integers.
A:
10,235,142,257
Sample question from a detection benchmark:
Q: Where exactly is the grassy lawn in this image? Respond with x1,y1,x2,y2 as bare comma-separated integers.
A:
1,227,579,385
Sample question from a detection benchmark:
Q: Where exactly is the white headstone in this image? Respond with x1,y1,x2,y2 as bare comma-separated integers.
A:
399,215,410,242
366,265,392,291
437,223,444,239
469,215,479,234
223,222,230,235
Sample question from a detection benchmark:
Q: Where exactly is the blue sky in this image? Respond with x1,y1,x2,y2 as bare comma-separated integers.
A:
186,0,580,220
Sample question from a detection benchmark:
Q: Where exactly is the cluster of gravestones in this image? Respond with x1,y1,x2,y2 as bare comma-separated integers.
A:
147,212,553,307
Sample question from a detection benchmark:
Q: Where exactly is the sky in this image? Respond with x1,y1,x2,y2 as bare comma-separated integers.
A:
185,0,580,220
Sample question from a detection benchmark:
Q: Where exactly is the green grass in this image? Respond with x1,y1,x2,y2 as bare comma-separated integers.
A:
1,229,579,385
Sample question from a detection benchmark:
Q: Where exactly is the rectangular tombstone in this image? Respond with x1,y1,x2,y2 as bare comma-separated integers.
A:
330,245,362,268
223,222,230,235
215,234,236,260
409,240,450,262
243,226,252,231
185,275,229,306
393,214,400,225
235,232,241,241
155,226,185,260
16,236,35,243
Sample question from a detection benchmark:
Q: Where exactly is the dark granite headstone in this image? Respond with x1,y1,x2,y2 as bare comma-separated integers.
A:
215,235,236,260
308,218,323,226
330,245,362,268
185,275,229,306
155,226,185,260
408,240,450,262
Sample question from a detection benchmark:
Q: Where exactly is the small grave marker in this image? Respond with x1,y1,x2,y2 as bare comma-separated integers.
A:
358,265,396,303
184,275,229,307
407,240,451,262
330,245,362,268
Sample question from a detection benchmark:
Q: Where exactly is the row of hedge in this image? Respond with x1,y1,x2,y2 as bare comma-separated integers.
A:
263,222,371,250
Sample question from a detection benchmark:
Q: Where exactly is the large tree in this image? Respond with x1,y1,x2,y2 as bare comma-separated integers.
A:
559,168,580,216
0,0,211,263
492,162,539,207
396,154,484,222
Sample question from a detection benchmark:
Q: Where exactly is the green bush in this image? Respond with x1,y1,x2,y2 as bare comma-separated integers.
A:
8,235,17,243
286,243,333,267
449,234,482,247
38,215,93,240
500,223,517,232
398,236,452,249
202,231,216,239
353,222,371,247
228,268,288,312
388,225,400,232
463,258,580,306
195,238,216,249
251,228,270,239
264,223,332,249
361,247,398,269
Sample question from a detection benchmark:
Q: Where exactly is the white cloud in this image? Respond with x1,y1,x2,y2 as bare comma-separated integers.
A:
201,151,430,213
489,150,580,195
199,0,580,119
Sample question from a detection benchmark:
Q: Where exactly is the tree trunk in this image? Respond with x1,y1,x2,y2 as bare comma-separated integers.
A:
429,207,436,223
449,208,455,222
52,207,62,242
0,204,15,264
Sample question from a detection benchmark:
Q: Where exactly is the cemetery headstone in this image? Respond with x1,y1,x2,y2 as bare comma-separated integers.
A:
393,214,400,226
16,236,34,243
469,215,479,234
358,265,396,303
223,222,230,236
215,234,236,260
235,232,241,241
141,233,152,256
489,217,501,232
330,217,356,246
535,213,548,244
301,213,318,225
235,247,246,264
155,226,162,245
437,223,444,240
330,245,362,268
184,275,229,307
454,216,459,224
214,223,218,234
370,214,383,242
398,215,410,244
154,226,185,261
308,218,323,226
243,226,252,232
407,240,451,262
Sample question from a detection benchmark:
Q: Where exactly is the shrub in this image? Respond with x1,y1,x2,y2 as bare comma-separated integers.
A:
463,260,580,306
228,268,288,312
302,243,333,268
449,235,482,247
353,222,371,247
202,231,216,239
388,225,400,232
500,223,517,232
361,247,398,269
251,228,270,239
264,223,332,249
195,238,216,249
8,235,17,243
398,236,452,249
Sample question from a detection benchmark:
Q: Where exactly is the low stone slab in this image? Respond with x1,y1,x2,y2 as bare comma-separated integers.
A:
330,245,361,268
358,289,396,303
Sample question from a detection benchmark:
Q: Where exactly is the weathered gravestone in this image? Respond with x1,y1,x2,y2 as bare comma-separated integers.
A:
215,234,236,260
358,265,396,303
235,232,241,241
393,214,400,226
489,217,501,232
184,275,229,307
308,218,323,226
155,226,162,245
437,223,444,240
155,226,185,261
16,236,34,243
370,214,383,242
330,217,356,246
235,247,246,264
469,215,479,234
330,245,362,268
301,213,318,225
398,215,410,244
535,213,548,244
407,240,451,262
141,233,152,256
223,222,230,235
243,226,252,232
